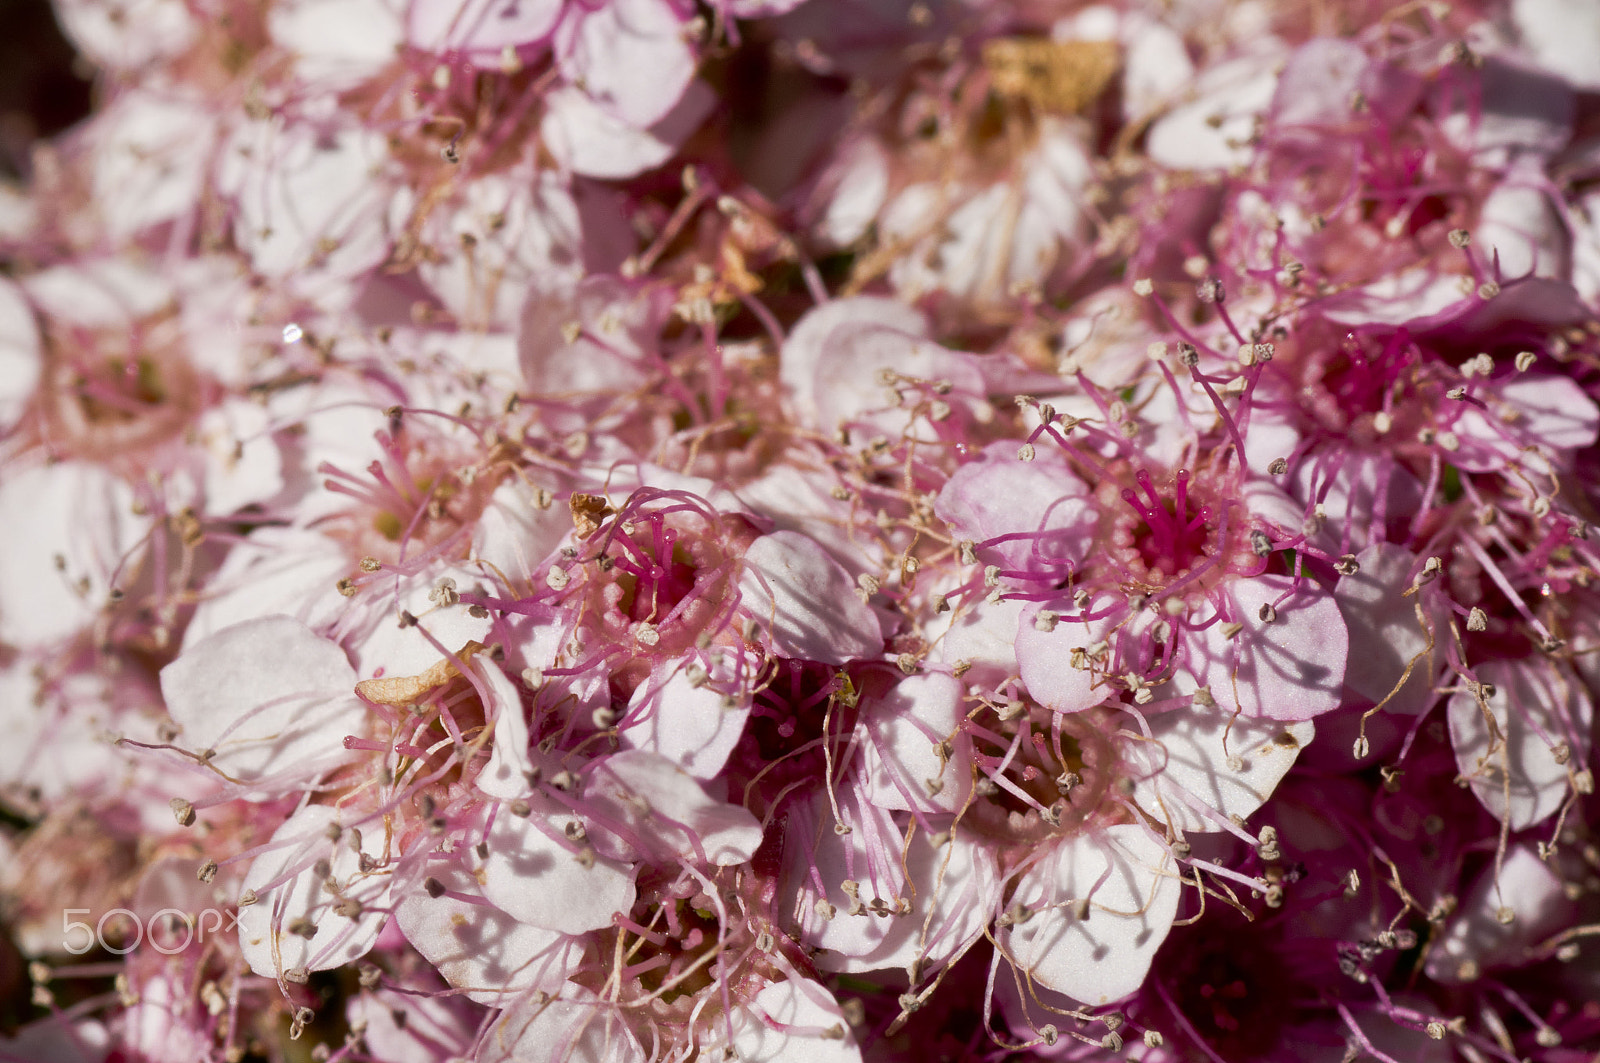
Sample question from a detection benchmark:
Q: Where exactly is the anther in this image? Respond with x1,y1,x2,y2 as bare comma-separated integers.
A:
1258,603,1276,623
170,798,196,827
1335,555,1359,576
1267,457,1288,475
1250,530,1273,557
1257,826,1281,861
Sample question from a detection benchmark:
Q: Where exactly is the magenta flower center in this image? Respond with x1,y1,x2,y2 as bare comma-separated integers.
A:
1119,468,1213,578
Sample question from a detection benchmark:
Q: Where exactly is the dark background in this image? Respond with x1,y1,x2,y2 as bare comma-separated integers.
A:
0,0,93,180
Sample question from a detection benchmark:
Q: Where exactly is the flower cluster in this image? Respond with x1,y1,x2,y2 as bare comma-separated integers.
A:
2,0,1599,1060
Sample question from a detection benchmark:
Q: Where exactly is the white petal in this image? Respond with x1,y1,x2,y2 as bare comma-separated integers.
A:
810,322,986,440
181,528,350,647
739,531,883,665
1146,59,1278,171
198,400,285,516
859,673,973,813
237,805,391,976
1514,0,1600,89
270,0,405,90
395,862,580,1005
1003,825,1179,1005
719,978,863,1063
933,595,1024,676
1437,57,1573,159
622,665,750,780
0,461,142,649
23,257,172,326
473,479,572,588
478,660,535,799
1180,575,1348,721
406,0,562,57
54,0,196,69
1425,844,1574,982
347,991,474,1063
1451,376,1600,475
1126,706,1313,834
481,812,636,933
542,82,714,180
1447,658,1593,830
217,119,392,291
480,988,644,1063
350,565,495,681
0,278,39,430
1333,543,1445,716
1477,169,1570,280
797,820,999,976
818,139,890,247
159,616,364,781
780,297,926,424
88,90,214,240
556,0,694,128
1016,602,1115,714
587,750,763,866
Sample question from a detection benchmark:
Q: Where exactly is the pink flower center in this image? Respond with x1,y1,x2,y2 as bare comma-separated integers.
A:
1119,469,1213,579
963,700,1127,851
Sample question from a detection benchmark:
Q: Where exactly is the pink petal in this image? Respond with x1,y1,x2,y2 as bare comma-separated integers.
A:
1178,575,1348,721
934,442,1095,577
